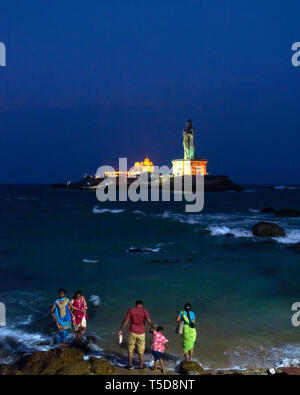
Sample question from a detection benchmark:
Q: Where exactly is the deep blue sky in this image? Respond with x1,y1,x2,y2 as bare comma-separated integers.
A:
0,0,300,184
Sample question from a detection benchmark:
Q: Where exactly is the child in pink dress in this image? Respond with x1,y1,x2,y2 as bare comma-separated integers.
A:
150,326,168,372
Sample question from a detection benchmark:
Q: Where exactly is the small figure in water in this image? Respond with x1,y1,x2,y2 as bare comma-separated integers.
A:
70,290,88,344
51,288,72,351
176,303,196,361
149,326,168,373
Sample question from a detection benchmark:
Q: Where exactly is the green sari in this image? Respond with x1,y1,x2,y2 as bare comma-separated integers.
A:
181,311,196,353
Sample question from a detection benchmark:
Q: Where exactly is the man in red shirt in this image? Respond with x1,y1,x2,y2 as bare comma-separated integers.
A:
119,300,153,369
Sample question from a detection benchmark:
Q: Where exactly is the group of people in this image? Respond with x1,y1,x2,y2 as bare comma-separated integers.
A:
119,300,196,371
51,290,197,372
51,289,88,351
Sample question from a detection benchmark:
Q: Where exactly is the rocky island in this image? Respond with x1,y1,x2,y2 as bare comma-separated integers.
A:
52,120,242,193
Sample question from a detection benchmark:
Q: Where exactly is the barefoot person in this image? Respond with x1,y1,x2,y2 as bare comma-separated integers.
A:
51,289,72,351
70,290,88,344
150,326,168,373
118,300,153,370
176,303,196,361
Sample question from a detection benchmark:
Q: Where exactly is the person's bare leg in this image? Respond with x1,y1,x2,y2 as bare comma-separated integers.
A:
159,358,166,373
184,352,189,361
152,360,158,370
127,351,133,368
138,352,144,369
189,349,193,360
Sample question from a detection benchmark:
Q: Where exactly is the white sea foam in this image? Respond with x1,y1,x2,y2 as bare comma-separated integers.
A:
227,343,300,370
93,206,125,214
273,229,300,244
274,185,296,190
208,225,252,238
83,258,99,264
127,246,160,253
89,295,101,307
249,208,260,213
0,327,53,354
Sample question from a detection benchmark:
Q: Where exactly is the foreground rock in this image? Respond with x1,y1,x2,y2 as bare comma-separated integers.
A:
179,361,205,375
0,346,115,375
261,208,276,214
280,367,300,375
275,209,300,218
253,222,286,238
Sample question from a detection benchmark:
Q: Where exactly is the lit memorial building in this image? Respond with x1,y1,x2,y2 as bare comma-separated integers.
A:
104,157,154,178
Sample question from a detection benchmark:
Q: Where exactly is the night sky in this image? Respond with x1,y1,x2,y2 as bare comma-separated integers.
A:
0,0,300,184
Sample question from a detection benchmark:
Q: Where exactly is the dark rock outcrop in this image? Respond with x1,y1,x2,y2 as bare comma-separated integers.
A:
179,361,205,375
0,346,115,376
275,209,300,218
0,364,23,375
261,208,276,214
253,222,286,238
89,357,115,375
53,175,242,193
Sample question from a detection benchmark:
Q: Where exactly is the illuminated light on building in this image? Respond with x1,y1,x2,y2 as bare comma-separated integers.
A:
172,159,208,176
104,157,154,178
132,157,154,175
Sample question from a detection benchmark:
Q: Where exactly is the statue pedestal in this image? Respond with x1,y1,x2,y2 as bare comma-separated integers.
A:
172,159,208,176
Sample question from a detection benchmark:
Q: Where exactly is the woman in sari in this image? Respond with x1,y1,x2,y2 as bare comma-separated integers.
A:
51,288,72,351
176,303,196,361
70,290,88,344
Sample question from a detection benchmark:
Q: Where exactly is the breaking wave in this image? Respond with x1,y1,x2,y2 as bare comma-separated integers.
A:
208,225,252,238
273,229,300,244
92,206,125,214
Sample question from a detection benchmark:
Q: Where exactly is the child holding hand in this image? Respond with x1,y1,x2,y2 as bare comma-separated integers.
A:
149,326,168,373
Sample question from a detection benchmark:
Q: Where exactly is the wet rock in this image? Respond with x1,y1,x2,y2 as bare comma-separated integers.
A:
179,361,204,375
253,222,286,237
0,364,23,375
7,347,116,375
275,209,300,218
225,233,235,238
18,346,85,375
281,367,300,375
56,361,91,375
260,208,276,214
89,357,115,375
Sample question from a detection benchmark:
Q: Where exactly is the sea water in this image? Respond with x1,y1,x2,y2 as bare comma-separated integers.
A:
0,184,300,370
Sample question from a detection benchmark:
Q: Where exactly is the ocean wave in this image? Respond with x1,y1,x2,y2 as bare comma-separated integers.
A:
93,206,125,214
274,185,297,190
0,327,53,357
88,295,101,307
227,343,300,370
273,229,300,244
126,246,160,254
83,258,99,264
208,225,252,238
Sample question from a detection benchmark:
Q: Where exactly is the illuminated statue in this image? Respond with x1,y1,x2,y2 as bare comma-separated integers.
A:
183,119,196,160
